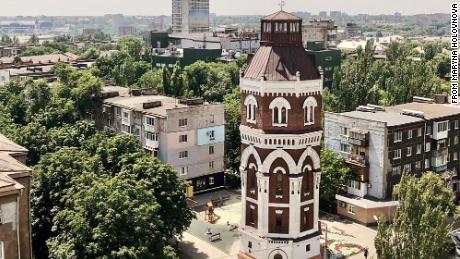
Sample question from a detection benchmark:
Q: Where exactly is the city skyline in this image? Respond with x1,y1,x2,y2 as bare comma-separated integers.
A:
0,0,453,16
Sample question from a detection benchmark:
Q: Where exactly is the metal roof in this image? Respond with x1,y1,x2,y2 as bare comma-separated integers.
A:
262,11,302,21
243,46,320,81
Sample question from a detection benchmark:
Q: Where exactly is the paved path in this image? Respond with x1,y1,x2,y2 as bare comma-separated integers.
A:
179,232,232,259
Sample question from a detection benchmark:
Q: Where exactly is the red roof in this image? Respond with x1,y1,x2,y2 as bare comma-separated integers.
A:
262,11,302,21
244,46,320,81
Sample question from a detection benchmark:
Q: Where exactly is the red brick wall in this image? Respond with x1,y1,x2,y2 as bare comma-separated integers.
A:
241,93,322,134
268,207,289,234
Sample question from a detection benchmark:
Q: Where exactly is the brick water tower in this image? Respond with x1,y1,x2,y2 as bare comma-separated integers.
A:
237,9,323,259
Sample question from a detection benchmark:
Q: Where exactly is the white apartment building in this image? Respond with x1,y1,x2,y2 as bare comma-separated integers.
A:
100,86,225,196
172,0,210,34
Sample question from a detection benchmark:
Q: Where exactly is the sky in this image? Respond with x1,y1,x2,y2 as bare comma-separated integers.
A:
0,0,454,16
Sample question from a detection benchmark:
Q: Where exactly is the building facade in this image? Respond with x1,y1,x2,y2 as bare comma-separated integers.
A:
100,87,225,196
238,11,322,259
324,97,460,225
0,134,32,259
172,0,209,34
302,20,338,49
344,23,361,39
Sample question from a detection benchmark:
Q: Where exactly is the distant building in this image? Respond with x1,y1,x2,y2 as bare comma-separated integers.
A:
172,0,210,34
302,19,338,49
0,134,32,259
82,28,102,36
0,46,23,57
118,26,138,36
325,97,460,225
345,23,361,38
99,87,225,196
305,43,341,89
329,11,342,19
152,47,221,68
0,20,36,33
319,11,328,18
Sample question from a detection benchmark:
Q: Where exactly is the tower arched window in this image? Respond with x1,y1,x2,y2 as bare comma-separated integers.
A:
273,167,286,199
302,165,312,198
303,96,318,126
269,97,291,127
244,95,258,124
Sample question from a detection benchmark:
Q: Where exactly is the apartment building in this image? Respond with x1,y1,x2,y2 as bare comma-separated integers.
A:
100,86,225,196
324,97,460,225
172,0,209,34
302,19,338,49
0,134,32,259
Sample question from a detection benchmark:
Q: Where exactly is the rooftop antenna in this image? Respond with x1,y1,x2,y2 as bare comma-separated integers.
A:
279,0,285,11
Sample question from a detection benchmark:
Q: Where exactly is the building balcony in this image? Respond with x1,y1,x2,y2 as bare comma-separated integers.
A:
348,128,369,147
144,139,159,150
346,154,368,167
432,164,448,173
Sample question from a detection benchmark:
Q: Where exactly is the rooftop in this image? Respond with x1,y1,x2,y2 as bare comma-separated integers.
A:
388,102,460,120
339,110,423,127
103,86,212,117
0,134,28,153
262,11,302,21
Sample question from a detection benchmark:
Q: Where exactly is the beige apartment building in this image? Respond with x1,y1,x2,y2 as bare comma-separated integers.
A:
99,87,225,196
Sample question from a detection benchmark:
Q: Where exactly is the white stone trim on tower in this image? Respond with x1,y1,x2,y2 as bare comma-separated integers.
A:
303,96,318,126
262,149,297,173
297,146,321,171
240,78,323,97
244,95,258,123
240,145,263,171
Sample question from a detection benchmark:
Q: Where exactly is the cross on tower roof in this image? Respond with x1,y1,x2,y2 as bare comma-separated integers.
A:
279,0,285,11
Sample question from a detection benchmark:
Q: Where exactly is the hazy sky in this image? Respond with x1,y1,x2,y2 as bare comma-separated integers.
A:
0,0,453,16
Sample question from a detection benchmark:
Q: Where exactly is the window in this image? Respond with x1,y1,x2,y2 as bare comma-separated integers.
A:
121,125,130,133
437,121,448,132
179,134,188,143
416,144,422,154
455,152,459,161
392,166,401,175
407,130,413,139
209,176,215,185
394,149,401,160
244,95,258,123
341,127,349,136
427,125,432,135
415,161,422,170
179,118,188,127
209,146,215,154
179,167,188,176
306,244,311,252
179,151,188,159
123,111,129,119
303,97,318,125
208,130,215,140
404,163,412,173
145,132,158,141
426,142,431,152
0,208,2,224
210,114,215,123
417,127,422,137
455,136,459,145
425,158,431,169
275,168,284,198
0,241,3,259
394,131,402,143
340,143,351,153
348,179,361,190
456,120,459,129
406,147,412,157
275,210,283,227
348,205,355,214
269,97,291,126
145,116,155,126
248,241,253,249
209,161,215,169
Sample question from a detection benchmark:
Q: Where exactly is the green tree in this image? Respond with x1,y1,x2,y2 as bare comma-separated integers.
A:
224,86,241,172
47,173,179,259
31,148,103,259
28,34,40,45
137,69,163,92
375,172,456,259
80,47,101,59
117,37,143,61
319,149,350,212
